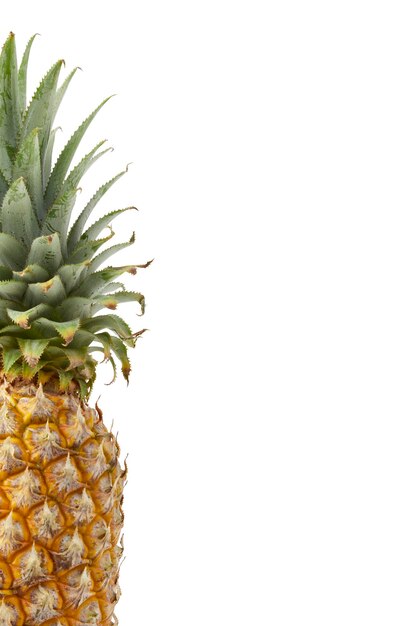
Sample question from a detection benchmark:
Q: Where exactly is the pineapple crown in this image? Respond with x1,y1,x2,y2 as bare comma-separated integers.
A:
0,33,150,398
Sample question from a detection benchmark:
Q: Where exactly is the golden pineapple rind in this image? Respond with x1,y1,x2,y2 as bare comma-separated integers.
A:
0,380,125,626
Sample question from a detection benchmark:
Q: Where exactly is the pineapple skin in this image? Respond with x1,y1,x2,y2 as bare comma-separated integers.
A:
0,380,125,626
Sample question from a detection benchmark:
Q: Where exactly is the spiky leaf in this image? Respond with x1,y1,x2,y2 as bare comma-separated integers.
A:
0,169,8,205
1,178,39,247
55,297,92,320
73,265,140,297
0,233,26,269
21,59,64,152
27,233,62,274
44,142,112,247
13,128,43,219
80,207,136,243
48,318,80,345
44,97,112,209
62,140,109,194
25,275,66,306
0,33,19,147
13,264,49,283
98,281,125,295
67,167,128,252
68,229,114,264
17,33,38,114
22,358,49,379
82,314,134,346
41,186,79,241
0,280,27,302
54,67,79,113
58,262,89,293
0,266,12,281
18,338,49,367
42,127,59,193
7,303,52,329
2,347,21,372
58,369,75,390
109,334,131,381
89,233,136,272
0,35,150,394
92,290,145,315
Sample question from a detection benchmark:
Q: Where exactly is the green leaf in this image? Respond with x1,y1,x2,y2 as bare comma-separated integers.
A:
67,167,128,253
25,274,66,306
73,265,139,297
0,266,12,281
82,313,134,346
89,332,116,380
0,232,27,269
62,140,109,194
70,328,97,349
47,318,80,345
54,67,79,113
89,233,136,272
61,346,88,369
42,346,71,361
94,332,131,382
2,348,21,373
92,290,145,315
0,335,18,348
58,369,74,390
44,96,113,209
106,355,118,385
45,142,112,247
22,358,49,379
77,378,90,399
0,322,35,337
0,304,12,322
58,261,89,293
39,67,80,182
93,332,112,359
7,308,32,329
41,186,79,244
55,296,92,321
1,178,39,247
0,169,8,206
21,59,64,153
0,280,27,302
68,229,114,264
7,303,52,329
17,338,49,367
98,281,125,294
18,33,38,115
42,127,60,193
13,264,49,283
24,318,58,340
108,334,131,382
0,33,20,147
5,361,22,379
0,140,13,182
80,206,137,243
27,233,62,274
13,128,43,219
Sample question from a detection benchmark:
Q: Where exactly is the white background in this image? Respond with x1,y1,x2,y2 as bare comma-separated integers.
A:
2,1,418,624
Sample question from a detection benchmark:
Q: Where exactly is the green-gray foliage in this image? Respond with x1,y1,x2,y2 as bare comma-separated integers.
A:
0,33,150,396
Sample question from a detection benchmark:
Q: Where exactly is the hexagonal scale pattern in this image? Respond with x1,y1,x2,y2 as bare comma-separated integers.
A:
0,381,125,625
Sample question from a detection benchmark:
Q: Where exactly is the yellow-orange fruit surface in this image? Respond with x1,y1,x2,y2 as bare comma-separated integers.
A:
0,380,125,626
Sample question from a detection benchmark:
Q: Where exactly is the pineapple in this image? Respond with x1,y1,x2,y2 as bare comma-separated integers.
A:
0,33,149,625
